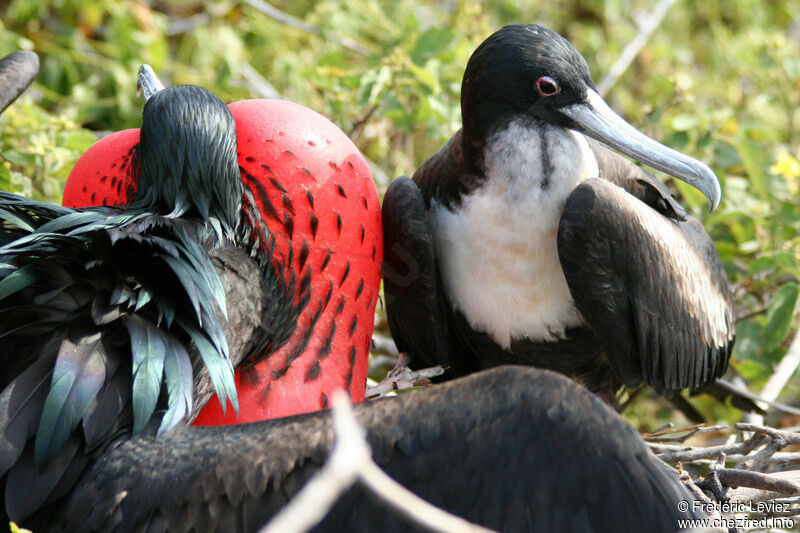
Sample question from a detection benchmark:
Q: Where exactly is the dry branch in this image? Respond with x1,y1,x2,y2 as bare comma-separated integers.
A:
371,334,399,357
596,0,676,96
751,311,800,425
365,365,444,399
240,0,370,55
259,392,369,533
651,420,800,528
651,433,766,463
240,62,282,99
643,423,728,443
715,468,800,495
728,471,800,507
260,391,494,533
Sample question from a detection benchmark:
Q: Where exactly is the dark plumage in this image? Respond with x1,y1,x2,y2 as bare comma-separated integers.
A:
0,84,298,526
39,367,703,532
0,47,707,533
383,24,735,403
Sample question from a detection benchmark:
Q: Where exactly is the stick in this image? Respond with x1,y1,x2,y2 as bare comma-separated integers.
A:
715,468,800,495
258,392,370,533
596,0,677,97
240,0,369,55
755,324,800,421
240,62,282,99
260,391,494,533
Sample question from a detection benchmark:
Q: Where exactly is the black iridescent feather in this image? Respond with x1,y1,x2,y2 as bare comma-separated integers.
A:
0,85,250,522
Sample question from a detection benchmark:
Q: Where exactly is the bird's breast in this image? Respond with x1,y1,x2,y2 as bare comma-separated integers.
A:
431,120,598,348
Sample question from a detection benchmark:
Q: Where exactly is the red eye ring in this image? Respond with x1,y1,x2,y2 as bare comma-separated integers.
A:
536,76,560,97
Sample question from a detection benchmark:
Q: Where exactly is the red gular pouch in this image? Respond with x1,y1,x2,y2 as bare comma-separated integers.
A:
63,99,382,424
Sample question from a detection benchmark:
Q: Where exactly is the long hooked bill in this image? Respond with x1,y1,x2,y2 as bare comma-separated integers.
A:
137,64,165,101
559,89,721,211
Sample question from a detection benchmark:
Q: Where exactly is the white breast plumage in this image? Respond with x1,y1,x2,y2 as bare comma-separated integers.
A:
431,119,599,348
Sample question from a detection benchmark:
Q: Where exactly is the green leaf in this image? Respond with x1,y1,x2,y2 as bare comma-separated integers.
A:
732,319,763,362
762,284,799,350
730,358,770,383
735,138,770,201
748,252,798,275
411,27,454,65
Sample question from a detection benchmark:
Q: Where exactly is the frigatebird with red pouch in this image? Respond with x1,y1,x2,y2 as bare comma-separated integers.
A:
62,67,383,423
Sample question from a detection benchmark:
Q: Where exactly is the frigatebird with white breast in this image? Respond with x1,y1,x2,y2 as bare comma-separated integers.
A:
383,24,735,404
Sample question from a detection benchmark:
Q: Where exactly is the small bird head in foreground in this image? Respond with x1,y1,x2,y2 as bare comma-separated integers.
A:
131,84,243,236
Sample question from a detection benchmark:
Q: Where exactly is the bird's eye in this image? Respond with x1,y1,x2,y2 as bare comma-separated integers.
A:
535,76,560,97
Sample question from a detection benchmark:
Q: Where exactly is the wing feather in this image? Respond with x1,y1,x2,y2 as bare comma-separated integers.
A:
558,178,734,394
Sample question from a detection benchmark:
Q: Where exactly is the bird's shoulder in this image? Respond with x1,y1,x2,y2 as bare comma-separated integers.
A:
585,137,688,221
413,129,484,209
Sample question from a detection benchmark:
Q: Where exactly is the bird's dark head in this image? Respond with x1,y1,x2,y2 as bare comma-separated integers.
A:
131,84,242,235
462,24,594,136
461,24,721,210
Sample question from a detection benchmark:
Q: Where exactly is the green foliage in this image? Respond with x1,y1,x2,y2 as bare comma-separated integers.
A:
2,0,800,424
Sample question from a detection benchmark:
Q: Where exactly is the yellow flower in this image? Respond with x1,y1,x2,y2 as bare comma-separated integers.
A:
771,151,800,179
772,151,800,194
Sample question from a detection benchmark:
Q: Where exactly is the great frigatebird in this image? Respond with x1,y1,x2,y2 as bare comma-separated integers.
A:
0,53,708,533
61,67,383,423
0,80,292,524
382,24,735,403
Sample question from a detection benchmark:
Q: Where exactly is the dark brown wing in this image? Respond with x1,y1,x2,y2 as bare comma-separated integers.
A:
52,367,703,532
558,142,734,395
381,176,470,374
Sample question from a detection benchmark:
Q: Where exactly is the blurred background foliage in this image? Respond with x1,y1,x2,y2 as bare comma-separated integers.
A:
1,0,800,428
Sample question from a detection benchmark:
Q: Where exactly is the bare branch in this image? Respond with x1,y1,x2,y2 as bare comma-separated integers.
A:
366,365,444,399
259,392,369,533
240,0,370,55
366,159,391,189
371,334,399,357
643,423,728,443
596,0,677,97
714,379,800,416
653,433,766,463
260,391,494,533
166,13,211,36
357,447,495,533
728,471,800,506
724,452,800,467
754,324,800,422
642,422,702,439
647,442,692,454
735,423,800,445
240,62,282,99
716,468,800,495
